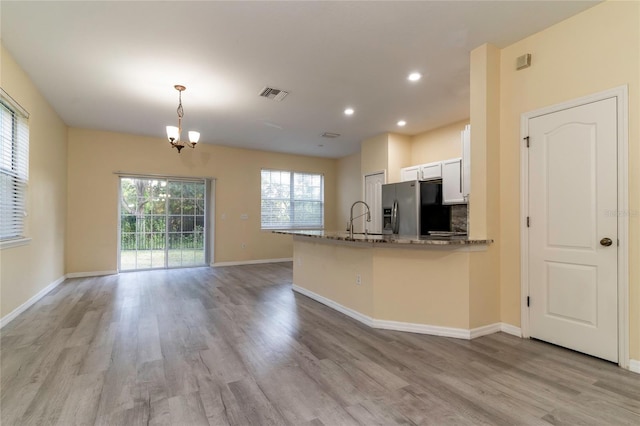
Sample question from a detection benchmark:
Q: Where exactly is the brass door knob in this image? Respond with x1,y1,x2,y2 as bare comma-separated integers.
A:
600,237,613,247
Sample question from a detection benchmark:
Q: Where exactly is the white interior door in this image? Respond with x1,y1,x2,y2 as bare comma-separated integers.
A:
364,172,385,234
528,97,618,362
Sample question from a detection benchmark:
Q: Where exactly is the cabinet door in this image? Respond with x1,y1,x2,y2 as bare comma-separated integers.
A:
461,125,471,198
400,166,420,182
420,162,442,180
442,158,465,204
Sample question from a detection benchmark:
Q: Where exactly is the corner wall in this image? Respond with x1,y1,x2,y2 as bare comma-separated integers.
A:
0,46,68,319
387,133,411,183
337,151,362,233
468,43,501,328
360,133,389,177
411,119,468,164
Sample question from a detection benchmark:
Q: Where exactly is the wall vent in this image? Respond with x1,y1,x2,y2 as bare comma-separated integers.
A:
516,53,532,70
259,87,289,101
322,132,341,138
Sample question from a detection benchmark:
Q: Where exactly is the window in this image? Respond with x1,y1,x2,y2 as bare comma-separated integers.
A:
261,169,324,230
0,89,29,243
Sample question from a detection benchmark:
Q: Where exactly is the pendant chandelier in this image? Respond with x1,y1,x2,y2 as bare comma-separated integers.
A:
166,84,200,153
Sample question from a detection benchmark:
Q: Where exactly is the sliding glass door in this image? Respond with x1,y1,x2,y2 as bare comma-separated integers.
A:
119,177,206,271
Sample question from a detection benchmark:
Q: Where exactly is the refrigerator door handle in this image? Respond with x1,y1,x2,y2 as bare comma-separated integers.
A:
392,200,399,234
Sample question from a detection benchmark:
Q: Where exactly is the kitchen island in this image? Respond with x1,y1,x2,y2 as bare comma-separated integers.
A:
276,231,514,340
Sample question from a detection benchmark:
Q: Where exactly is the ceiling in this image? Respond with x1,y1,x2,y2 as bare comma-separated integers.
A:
1,1,599,158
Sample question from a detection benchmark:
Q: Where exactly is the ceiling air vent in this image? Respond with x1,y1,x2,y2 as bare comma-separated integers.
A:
259,87,289,101
322,132,341,138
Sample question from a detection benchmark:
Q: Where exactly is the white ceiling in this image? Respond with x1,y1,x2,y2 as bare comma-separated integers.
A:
1,1,599,158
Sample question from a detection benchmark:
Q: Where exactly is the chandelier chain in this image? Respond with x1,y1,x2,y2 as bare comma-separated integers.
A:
177,90,184,118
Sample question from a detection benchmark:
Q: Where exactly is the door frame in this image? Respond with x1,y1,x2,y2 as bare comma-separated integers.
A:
363,170,387,232
520,85,629,369
116,172,215,271
363,170,387,195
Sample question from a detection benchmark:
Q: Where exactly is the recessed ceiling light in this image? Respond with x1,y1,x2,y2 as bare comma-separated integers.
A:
344,107,354,116
397,120,407,127
407,72,422,82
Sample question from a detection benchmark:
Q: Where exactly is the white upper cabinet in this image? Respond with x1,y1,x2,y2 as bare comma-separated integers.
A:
400,165,420,182
419,162,442,181
400,124,470,204
401,162,441,182
461,124,471,200
442,157,465,204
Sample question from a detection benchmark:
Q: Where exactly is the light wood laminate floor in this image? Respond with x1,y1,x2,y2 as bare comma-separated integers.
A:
1,263,639,425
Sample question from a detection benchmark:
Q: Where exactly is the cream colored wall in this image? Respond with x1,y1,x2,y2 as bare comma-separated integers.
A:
293,240,374,316
373,248,470,328
357,132,410,185
66,128,337,273
293,239,473,329
360,133,388,177
469,44,501,240
411,119,468,164
468,248,501,328
498,1,640,358
468,43,502,327
337,151,362,232
0,46,67,319
387,133,411,183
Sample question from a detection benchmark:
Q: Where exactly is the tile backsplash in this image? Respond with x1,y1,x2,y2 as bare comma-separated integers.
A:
451,205,468,233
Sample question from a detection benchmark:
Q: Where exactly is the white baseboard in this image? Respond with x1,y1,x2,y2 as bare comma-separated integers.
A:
211,258,293,267
292,284,516,341
629,359,640,374
66,270,118,278
469,323,503,339
0,275,66,329
375,318,474,339
499,323,522,337
292,284,374,327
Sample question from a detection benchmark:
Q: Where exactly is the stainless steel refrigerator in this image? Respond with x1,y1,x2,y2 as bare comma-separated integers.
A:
381,180,449,237
382,180,420,236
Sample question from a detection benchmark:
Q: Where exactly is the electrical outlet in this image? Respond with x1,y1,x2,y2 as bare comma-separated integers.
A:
356,274,362,285
241,243,246,249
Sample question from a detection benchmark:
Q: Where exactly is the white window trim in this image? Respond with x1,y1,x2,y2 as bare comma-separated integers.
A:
261,169,325,230
0,88,29,118
0,237,31,250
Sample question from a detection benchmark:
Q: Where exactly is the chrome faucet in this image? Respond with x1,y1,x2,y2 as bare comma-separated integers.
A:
348,201,372,239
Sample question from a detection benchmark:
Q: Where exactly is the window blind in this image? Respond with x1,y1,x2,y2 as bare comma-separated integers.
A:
0,91,30,241
261,169,324,230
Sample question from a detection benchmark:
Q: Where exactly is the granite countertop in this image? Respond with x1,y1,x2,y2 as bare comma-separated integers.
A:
273,230,493,246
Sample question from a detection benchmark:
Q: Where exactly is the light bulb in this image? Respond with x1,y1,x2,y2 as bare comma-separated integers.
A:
166,126,179,141
188,131,200,144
